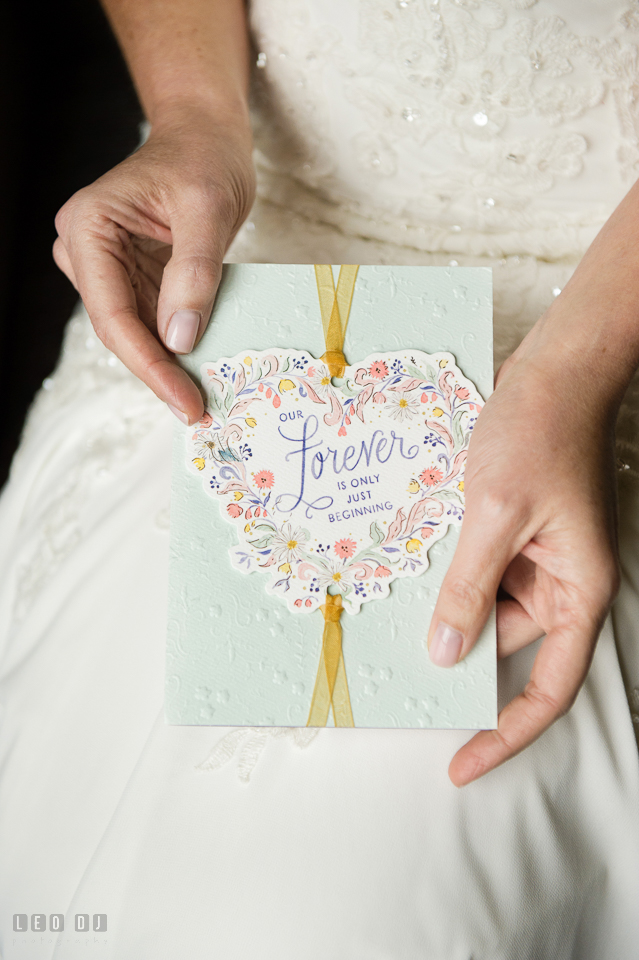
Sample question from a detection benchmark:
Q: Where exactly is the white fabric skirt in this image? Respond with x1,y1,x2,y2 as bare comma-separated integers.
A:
1,216,638,958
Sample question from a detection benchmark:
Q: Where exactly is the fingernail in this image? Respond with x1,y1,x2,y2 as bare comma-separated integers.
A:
166,310,200,354
429,622,463,667
167,403,189,424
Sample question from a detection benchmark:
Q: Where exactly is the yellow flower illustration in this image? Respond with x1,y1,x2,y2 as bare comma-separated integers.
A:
244,523,251,533
432,407,444,417
458,481,465,492
407,479,420,493
279,379,296,392
233,491,244,501
439,358,448,368
244,356,253,365
192,457,206,471
245,417,257,427
278,562,292,574
406,538,422,554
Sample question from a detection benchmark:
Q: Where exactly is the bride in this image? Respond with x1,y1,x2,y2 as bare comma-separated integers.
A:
1,0,638,956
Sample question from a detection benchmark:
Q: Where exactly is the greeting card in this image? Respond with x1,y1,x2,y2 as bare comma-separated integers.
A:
167,264,496,729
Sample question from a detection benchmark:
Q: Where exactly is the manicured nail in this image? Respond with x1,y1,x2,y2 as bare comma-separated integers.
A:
429,622,463,667
167,403,189,424
166,310,200,354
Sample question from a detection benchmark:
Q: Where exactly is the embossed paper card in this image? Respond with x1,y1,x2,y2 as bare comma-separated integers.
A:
167,264,496,728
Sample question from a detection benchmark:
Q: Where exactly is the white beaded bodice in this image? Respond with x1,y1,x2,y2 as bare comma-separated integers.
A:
248,0,639,260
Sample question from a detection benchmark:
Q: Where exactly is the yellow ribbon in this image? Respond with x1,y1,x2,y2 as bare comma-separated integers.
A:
306,594,354,727
313,264,359,378
306,265,359,727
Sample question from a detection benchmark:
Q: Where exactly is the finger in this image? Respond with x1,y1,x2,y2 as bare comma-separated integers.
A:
52,237,78,289
501,553,542,617
427,496,532,667
71,223,204,423
128,244,172,334
156,201,227,356
129,239,172,331
449,613,598,786
496,598,544,658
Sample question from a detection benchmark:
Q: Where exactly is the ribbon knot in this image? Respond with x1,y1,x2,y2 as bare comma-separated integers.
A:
320,350,347,378
320,592,343,623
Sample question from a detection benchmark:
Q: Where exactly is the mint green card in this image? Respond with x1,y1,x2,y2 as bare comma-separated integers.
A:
167,264,496,729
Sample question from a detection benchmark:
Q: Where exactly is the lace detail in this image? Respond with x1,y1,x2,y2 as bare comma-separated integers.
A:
196,727,320,782
249,0,639,259
580,28,639,180
9,306,166,623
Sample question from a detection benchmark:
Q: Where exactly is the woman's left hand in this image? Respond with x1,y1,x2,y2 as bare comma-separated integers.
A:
427,311,623,786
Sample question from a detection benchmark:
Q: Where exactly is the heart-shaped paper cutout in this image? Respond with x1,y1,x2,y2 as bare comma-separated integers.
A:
186,349,484,614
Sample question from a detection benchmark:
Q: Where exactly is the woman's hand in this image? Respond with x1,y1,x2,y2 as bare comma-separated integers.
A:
53,104,255,424
428,315,622,786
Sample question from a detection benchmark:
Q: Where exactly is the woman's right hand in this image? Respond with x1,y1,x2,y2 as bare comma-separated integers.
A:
53,103,255,424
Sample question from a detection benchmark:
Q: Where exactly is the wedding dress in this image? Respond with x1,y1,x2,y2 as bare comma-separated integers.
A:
1,1,639,957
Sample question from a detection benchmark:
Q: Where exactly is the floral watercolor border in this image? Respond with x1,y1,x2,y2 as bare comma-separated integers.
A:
185,350,484,614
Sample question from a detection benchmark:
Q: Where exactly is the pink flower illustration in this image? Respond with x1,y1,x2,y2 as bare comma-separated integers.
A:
227,503,243,518
373,392,386,404
334,538,357,559
374,565,391,578
421,527,434,539
254,470,275,489
245,508,252,519
266,387,272,398
305,598,312,607
455,386,470,400
369,360,389,379
199,412,213,428
338,426,347,437
344,416,351,426
307,366,316,377
419,467,444,487
294,598,303,608
273,395,281,408
421,393,428,403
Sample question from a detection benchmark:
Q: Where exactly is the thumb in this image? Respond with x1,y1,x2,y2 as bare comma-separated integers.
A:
428,500,527,667
156,205,226,356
